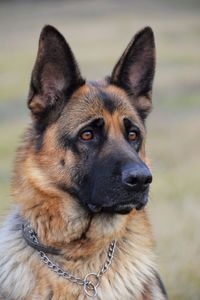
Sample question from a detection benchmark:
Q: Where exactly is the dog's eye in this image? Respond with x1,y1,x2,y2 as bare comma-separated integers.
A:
128,130,138,142
80,130,94,141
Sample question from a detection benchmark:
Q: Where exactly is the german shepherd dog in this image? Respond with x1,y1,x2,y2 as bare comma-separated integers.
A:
0,26,167,300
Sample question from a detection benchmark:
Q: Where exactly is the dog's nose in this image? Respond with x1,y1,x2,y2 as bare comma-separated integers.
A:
121,163,152,190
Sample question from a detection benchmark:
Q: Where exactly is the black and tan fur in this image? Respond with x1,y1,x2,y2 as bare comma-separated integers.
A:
0,25,167,299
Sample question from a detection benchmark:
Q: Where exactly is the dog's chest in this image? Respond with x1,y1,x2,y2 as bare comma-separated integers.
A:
0,247,150,300
33,253,152,300
0,213,155,300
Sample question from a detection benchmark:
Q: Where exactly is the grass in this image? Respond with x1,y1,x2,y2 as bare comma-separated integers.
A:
147,111,200,299
0,0,200,298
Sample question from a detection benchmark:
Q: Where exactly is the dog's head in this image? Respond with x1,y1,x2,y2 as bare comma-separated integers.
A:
24,25,155,218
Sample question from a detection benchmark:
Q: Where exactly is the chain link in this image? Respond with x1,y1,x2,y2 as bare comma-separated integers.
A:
29,228,116,298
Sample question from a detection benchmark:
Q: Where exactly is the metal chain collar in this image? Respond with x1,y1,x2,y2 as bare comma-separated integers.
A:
26,226,116,298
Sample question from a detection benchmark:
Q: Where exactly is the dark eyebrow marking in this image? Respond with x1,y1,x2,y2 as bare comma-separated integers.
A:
123,118,140,132
83,117,104,129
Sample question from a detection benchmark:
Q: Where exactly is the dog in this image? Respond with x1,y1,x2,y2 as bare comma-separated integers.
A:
0,25,167,300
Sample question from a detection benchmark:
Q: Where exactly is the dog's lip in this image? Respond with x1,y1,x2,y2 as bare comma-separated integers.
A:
87,194,149,214
135,194,148,210
110,203,137,214
87,202,139,214
87,203,102,213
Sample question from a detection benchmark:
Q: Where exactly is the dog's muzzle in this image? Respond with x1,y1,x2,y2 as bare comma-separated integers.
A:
86,162,152,214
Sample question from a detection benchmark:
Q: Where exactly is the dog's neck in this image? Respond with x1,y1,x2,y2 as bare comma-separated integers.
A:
20,199,131,260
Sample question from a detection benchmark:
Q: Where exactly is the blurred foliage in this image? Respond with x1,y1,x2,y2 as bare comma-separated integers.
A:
0,0,200,299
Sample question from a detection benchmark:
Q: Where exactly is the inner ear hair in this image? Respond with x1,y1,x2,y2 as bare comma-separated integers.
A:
28,25,85,122
110,26,156,120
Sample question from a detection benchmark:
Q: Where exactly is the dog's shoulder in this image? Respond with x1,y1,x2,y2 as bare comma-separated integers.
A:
0,211,36,299
143,270,168,300
152,271,168,299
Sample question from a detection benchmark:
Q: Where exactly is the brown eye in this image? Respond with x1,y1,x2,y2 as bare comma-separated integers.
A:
80,130,94,141
128,131,138,142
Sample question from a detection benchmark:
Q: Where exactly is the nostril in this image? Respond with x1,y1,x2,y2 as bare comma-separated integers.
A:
122,172,152,188
121,164,152,189
124,175,152,188
144,175,153,186
125,175,139,187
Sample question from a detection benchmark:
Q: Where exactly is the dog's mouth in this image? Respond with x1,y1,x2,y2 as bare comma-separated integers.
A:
87,194,149,214
87,202,136,214
59,184,149,214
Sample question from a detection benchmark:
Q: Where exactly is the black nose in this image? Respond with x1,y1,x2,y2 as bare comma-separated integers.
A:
121,163,152,190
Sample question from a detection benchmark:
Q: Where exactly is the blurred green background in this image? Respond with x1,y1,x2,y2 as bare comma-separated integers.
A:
0,0,200,299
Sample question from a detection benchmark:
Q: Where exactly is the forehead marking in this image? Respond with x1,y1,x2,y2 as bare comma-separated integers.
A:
61,84,144,135
97,90,117,114
102,110,125,140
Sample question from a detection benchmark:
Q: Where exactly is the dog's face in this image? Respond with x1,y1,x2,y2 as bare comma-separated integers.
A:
27,25,155,216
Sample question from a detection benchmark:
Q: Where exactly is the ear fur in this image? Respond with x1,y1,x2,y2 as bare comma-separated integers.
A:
111,27,156,120
28,25,85,121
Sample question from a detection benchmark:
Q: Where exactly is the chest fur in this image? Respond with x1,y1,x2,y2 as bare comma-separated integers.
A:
0,213,156,300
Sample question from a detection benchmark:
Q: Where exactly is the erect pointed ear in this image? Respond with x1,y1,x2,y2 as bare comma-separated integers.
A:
110,27,155,120
28,25,85,121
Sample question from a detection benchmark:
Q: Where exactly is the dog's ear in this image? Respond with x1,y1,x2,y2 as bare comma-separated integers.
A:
110,27,155,120
28,25,84,120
